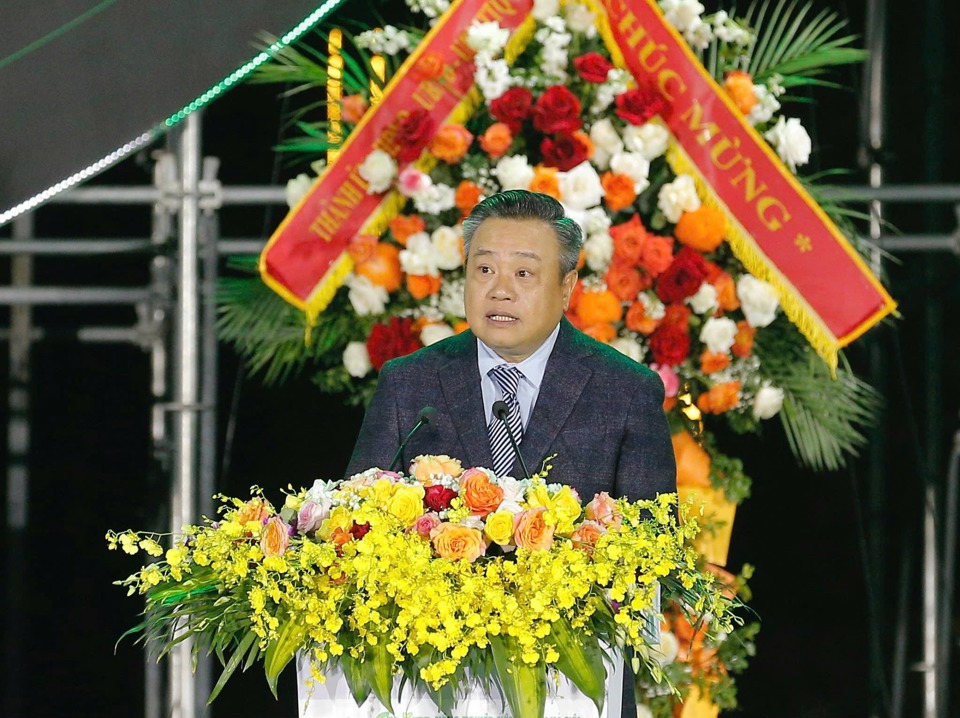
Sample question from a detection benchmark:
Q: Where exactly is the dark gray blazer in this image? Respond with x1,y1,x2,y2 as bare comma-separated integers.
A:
347,318,676,502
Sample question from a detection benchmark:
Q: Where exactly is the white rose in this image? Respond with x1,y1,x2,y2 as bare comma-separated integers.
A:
737,274,779,327
564,2,597,35
610,336,645,363
399,232,440,276
343,341,372,378
412,183,456,214
438,278,466,318
640,291,666,320
284,173,313,208
584,207,612,235
584,232,614,272
532,0,561,21
623,122,670,160
498,476,524,503
686,281,718,315
747,84,780,126
420,323,456,346
699,316,738,354
475,55,513,102
358,149,397,194
344,273,389,316
657,174,701,223
651,630,679,667
494,155,535,190
559,161,604,210
753,383,785,419
609,152,651,193
431,225,463,270
764,116,811,172
589,119,624,170
637,706,654,718
662,0,706,32
466,21,509,55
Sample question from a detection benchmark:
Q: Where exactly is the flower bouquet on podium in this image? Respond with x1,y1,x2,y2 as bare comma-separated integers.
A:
108,456,738,718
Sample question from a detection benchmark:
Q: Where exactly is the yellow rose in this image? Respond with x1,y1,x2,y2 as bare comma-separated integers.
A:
484,511,516,546
550,486,583,534
370,478,396,508
411,454,464,484
524,483,552,510
387,484,426,527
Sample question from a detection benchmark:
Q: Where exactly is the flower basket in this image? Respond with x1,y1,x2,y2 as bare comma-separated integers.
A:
677,485,736,567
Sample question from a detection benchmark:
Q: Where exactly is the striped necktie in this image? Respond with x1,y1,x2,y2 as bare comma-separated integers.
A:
487,365,524,477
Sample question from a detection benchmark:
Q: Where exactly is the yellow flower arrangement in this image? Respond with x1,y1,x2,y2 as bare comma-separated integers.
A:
108,457,738,718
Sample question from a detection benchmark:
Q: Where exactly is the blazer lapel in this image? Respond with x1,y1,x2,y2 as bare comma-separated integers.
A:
521,320,594,476
437,331,494,469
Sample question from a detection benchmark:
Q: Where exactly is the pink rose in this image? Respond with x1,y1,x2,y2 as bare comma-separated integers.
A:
397,167,432,197
650,362,680,398
411,512,442,539
297,501,328,535
585,492,622,529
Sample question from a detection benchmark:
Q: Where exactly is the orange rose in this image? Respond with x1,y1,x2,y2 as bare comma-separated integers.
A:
674,206,726,253
479,122,513,159
356,242,403,292
347,233,379,263
261,516,291,557
455,180,483,216
235,498,270,526
341,94,369,124
411,454,464,483
576,289,623,326
601,172,637,212
415,52,445,80
529,165,562,200
711,271,739,312
610,214,646,265
585,492,621,528
581,322,616,343
699,350,730,374
732,320,755,357
431,523,486,562
639,233,675,277
568,279,583,313
514,507,555,551
430,124,473,163
696,381,741,415
407,273,443,299
389,214,426,246
625,300,659,335
724,70,757,115
570,520,606,550
460,468,504,516
663,395,678,412
605,260,643,302
330,526,353,554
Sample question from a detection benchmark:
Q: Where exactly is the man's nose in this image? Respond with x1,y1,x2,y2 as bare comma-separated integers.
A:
489,274,514,299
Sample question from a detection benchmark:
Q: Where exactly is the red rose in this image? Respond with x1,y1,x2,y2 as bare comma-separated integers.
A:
615,86,668,125
366,316,421,371
656,247,707,303
649,323,690,366
533,85,583,134
423,485,458,512
350,522,371,539
395,109,436,162
541,132,590,171
490,87,534,134
573,52,614,83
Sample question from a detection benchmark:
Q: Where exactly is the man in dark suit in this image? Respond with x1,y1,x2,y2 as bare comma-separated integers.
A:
346,189,675,717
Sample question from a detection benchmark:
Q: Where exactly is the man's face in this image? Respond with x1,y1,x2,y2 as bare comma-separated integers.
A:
464,218,578,363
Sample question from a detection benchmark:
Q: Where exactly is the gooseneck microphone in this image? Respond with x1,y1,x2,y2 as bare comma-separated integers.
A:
388,406,438,472
492,400,530,480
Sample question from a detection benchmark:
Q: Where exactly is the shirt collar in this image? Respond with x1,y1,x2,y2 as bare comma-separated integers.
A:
476,322,561,390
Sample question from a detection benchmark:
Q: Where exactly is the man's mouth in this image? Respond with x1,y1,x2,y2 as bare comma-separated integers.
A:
487,313,518,323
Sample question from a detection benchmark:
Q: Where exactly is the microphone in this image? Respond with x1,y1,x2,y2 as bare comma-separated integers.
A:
388,406,438,472
492,400,530,480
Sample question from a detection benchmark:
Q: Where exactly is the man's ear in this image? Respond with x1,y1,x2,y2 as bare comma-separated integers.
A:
561,269,578,310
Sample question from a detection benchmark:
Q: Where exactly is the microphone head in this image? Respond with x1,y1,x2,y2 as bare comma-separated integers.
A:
492,400,509,420
417,405,438,426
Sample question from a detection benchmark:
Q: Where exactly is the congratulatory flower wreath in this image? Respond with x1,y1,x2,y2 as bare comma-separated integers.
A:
109,457,738,718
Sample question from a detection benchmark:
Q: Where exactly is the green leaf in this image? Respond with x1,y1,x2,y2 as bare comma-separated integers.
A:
208,630,258,704
549,617,607,715
362,639,396,714
339,651,373,706
489,634,546,718
264,618,307,698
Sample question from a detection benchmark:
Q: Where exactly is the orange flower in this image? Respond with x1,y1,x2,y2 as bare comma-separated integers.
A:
460,468,504,516
585,492,621,528
453,320,470,334
330,526,353,554
700,350,731,374
514,507,555,551
625,300,659,335
639,233,674,276
605,260,643,302
601,172,638,211
356,242,403,292
430,124,473,163
415,52,445,80
663,395,678,412
389,214,426,246
711,270,739,312
610,214,646,265
724,70,757,115
572,130,595,160
411,454,464,483
674,206,726,253
529,165,562,200
672,430,711,488
581,322,617,343
662,302,691,332
235,498,270,526
576,289,623,325
696,381,741,414
570,520,606,550
341,94,369,124
479,122,513,159
732,320,755,357
455,180,483,216
260,516,291,557
347,233,378,263
568,279,584,313
406,273,443,299
431,523,486,562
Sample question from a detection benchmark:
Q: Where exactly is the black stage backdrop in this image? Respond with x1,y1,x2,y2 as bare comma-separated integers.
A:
1,1,959,717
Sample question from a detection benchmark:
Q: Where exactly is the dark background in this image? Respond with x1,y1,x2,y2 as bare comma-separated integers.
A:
2,1,959,717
